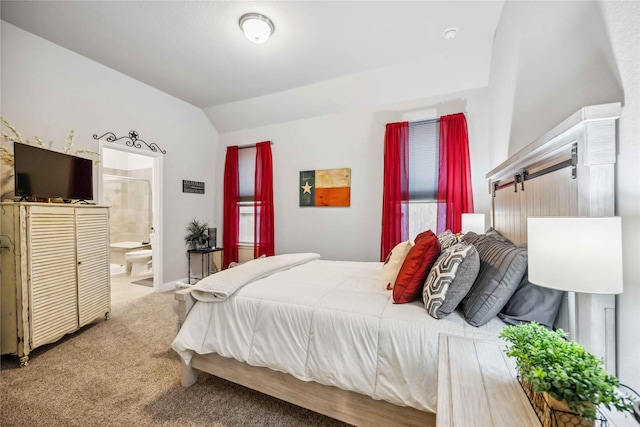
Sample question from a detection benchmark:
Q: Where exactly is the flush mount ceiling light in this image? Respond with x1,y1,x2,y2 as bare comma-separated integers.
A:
443,28,458,40
239,13,275,44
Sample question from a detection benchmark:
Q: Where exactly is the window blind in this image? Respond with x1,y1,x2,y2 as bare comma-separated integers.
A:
238,146,256,202
408,120,439,201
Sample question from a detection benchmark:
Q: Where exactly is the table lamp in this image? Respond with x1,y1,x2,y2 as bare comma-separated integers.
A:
461,213,486,234
527,217,623,341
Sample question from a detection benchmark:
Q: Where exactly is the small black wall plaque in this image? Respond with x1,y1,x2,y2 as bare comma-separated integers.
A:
183,180,205,194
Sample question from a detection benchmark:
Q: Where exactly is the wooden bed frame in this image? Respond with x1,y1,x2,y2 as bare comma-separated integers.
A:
174,102,620,426
174,288,437,427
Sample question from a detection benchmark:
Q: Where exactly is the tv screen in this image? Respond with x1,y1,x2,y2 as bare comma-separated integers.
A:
14,142,93,201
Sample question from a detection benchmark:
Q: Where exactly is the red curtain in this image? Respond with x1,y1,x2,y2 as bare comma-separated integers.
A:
380,122,409,261
437,113,474,234
254,141,275,258
223,146,240,268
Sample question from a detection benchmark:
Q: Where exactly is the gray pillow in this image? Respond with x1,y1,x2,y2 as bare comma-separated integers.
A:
485,227,511,243
498,270,564,328
462,236,527,327
423,242,480,319
461,231,481,245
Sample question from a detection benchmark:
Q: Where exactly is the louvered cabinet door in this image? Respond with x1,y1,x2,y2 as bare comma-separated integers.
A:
27,206,79,349
76,208,110,327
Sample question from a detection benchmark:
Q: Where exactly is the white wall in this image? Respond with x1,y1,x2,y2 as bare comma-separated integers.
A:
215,87,491,262
488,1,639,390
0,22,220,288
599,0,640,395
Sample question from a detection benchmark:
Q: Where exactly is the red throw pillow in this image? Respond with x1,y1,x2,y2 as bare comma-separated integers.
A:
393,230,442,304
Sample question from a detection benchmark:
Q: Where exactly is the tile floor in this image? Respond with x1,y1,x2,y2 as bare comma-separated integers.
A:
110,273,155,306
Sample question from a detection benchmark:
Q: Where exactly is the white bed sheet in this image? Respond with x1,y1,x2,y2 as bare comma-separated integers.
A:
172,259,506,413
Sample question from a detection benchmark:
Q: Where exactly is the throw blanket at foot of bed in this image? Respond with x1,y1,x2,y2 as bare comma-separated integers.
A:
190,253,320,302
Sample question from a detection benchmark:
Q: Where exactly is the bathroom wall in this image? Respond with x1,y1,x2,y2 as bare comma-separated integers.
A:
103,167,152,244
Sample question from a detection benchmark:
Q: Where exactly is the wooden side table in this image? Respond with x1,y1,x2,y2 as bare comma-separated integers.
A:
436,334,541,427
187,248,223,284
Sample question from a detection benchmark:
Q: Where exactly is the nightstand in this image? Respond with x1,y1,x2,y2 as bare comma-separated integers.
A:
187,248,223,284
436,334,541,427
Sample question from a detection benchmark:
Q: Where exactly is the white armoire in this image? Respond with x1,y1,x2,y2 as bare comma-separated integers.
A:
1,203,110,366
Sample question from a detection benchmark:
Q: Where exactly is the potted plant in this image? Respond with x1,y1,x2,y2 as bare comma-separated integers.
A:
184,218,209,249
500,322,633,426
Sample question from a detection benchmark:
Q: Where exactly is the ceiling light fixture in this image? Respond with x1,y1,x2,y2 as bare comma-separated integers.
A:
239,13,275,44
443,28,458,40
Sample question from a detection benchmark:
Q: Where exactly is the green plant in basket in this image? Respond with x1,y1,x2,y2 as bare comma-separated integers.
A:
500,322,633,420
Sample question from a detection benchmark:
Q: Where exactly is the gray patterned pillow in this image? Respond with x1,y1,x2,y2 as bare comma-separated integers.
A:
423,242,480,319
437,230,461,250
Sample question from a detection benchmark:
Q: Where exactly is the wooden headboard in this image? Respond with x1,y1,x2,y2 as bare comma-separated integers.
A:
486,102,621,375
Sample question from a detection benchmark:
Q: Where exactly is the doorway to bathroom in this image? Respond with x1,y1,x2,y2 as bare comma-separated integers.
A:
98,143,163,301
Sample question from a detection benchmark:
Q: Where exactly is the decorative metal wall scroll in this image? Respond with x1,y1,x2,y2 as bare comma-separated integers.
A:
93,130,166,154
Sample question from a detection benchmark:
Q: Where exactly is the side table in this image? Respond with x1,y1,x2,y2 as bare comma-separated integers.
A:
436,334,541,427
187,248,223,284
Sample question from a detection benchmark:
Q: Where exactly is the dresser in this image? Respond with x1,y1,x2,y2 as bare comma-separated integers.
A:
1,203,111,366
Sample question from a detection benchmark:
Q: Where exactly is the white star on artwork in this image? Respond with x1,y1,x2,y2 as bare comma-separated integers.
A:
302,181,312,194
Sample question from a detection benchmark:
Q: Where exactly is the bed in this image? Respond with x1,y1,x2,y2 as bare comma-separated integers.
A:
172,255,505,422
172,102,620,426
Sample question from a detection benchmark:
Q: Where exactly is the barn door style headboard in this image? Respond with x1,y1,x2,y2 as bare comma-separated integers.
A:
486,102,621,375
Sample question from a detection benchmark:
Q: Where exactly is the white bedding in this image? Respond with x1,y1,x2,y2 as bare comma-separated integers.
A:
171,258,506,413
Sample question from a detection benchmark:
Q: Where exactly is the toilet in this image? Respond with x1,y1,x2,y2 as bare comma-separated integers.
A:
125,249,152,277
125,233,154,278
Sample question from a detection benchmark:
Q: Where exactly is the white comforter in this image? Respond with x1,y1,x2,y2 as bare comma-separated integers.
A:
172,258,506,413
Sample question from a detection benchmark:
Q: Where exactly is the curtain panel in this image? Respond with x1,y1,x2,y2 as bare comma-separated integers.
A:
223,146,240,268
254,141,275,258
437,113,474,234
380,122,409,261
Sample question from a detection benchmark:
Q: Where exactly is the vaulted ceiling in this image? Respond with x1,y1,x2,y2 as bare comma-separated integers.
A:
1,1,504,131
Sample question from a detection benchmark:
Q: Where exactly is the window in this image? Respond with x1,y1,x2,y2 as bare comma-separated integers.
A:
238,147,256,245
408,120,439,240
238,202,255,244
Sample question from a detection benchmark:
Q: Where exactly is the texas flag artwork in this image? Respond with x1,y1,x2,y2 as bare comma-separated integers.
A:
299,168,351,207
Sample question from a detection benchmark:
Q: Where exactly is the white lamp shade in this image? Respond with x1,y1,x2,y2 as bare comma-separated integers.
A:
461,213,485,234
527,217,623,294
239,13,274,44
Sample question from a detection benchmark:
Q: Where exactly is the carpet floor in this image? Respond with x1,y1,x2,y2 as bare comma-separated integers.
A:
0,292,347,427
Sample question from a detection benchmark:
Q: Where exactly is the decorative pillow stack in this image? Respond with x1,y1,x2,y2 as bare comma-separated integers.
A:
381,240,413,290
423,241,480,319
393,230,441,304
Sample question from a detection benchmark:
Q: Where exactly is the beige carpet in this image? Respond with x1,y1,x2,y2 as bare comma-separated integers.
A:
1,292,347,427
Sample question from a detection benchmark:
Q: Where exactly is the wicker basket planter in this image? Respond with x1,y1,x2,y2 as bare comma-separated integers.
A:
521,380,604,427
501,323,633,426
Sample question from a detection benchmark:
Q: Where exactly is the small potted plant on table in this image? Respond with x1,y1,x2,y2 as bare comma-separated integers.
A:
500,322,633,427
184,218,209,250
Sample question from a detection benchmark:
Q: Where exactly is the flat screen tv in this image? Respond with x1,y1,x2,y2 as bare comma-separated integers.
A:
14,142,93,201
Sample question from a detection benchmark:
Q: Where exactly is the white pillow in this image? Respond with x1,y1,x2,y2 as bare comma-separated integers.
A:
381,241,413,290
